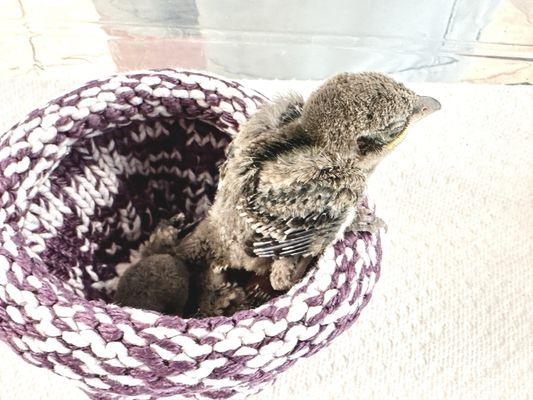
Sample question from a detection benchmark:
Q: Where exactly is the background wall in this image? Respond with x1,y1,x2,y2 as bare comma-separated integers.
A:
1,0,532,82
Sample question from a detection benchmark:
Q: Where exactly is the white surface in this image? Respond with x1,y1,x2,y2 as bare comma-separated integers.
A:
0,77,531,400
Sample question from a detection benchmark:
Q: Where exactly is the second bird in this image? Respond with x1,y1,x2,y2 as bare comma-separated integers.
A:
180,72,440,307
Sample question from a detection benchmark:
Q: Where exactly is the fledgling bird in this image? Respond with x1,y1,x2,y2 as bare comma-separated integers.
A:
114,72,441,317
180,72,441,294
114,253,190,315
114,214,194,315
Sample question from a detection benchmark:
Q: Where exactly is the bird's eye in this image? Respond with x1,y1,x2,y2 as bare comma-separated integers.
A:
357,135,384,156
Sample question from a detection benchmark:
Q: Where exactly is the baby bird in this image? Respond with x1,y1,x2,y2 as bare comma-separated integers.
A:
115,72,441,317
180,72,441,292
114,215,193,315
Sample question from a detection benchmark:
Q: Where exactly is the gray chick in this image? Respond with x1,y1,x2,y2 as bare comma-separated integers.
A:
114,253,189,315
179,72,441,292
114,214,193,315
114,214,258,317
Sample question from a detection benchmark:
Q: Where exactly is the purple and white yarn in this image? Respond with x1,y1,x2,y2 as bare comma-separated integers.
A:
0,69,382,399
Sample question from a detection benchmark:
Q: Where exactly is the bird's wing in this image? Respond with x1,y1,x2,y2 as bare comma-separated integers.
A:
240,183,356,258
232,92,360,257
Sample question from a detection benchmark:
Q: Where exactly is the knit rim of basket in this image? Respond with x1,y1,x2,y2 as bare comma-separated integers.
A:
0,69,382,399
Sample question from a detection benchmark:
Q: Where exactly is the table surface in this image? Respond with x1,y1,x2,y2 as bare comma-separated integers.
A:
1,0,532,82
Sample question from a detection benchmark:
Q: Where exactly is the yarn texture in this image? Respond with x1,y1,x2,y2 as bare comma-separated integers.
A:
0,69,382,399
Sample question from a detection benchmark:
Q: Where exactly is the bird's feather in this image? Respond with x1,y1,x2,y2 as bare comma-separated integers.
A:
241,184,355,257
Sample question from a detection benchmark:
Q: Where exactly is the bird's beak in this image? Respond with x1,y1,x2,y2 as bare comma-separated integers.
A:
385,96,440,150
411,95,441,123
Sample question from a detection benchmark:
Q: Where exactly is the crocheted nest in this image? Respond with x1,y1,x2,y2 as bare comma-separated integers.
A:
0,70,382,399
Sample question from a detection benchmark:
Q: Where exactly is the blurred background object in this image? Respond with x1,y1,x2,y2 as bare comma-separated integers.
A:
1,0,531,82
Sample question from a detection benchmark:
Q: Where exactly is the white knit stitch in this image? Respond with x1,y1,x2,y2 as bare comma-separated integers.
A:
4,156,30,177
150,344,176,361
112,344,143,368
233,111,247,124
274,340,298,358
22,116,42,132
264,319,289,337
89,102,107,113
143,326,178,340
286,346,310,360
356,239,371,266
140,76,161,86
6,306,24,324
35,321,61,337
7,128,26,148
5,283,26,305
190,89,206,100
97,91,117,102
78,97,98,109
259,340,285,356
313,272,332,292
286,300,308,323
311,323,336,345
134,83,153,95
250,320,277,335
233,346,259,357
243,97,259,113
20,292,39,311
41,337,70,354
246,353,272,369
117,324,147,346
185,358,227,380
84,378,111,390
52,305,76,320
21,336,44,353
172,89,189,98
323,288,338,305
26,275,43,290
11,337,28,351
169,336,212,358
213,337,242,352
241,330,265,345
54,364,81,380
292,324,321,341
0,256,9,286
271,296,292,309
80,87,101,98
62,331,91,348
263,356,288,372
175,73,197,85
353,258,364,279
94,313,113,324
212,323,235,335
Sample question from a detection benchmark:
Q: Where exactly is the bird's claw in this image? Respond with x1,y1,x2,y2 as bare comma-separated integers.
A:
270,257,309,291
351,207,388,235
197,283,248,317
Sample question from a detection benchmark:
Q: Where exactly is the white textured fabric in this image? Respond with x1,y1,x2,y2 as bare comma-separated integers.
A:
0,77,531,400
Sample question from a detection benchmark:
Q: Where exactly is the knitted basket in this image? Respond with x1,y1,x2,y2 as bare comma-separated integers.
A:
0,69,382,400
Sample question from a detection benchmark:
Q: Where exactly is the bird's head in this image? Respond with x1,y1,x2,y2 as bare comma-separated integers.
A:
301,72,440,171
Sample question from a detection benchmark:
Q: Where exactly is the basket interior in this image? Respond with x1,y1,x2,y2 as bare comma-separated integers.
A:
31,117,229,302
